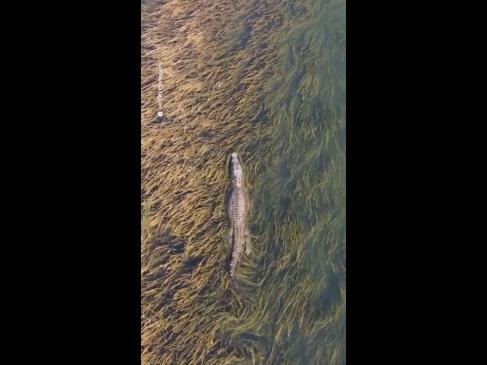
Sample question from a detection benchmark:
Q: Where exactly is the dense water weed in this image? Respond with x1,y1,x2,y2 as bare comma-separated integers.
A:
141,0,345,364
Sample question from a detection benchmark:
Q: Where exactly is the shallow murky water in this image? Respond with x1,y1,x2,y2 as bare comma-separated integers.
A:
141,0,345,364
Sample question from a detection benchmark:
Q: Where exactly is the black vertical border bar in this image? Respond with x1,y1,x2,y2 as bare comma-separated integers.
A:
134,1,142,363
123,0,142,362
134,0,142,363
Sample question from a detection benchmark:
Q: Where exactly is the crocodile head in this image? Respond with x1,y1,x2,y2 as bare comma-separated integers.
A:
229,152,243,187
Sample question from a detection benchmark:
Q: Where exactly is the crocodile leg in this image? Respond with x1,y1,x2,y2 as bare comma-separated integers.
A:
245,230,252,255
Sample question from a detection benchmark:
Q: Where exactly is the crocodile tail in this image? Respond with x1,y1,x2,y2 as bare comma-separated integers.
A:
231,276,251,304
230,275,241,293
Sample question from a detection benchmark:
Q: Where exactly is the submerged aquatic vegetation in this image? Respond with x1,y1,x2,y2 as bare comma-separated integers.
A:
141,0,345,364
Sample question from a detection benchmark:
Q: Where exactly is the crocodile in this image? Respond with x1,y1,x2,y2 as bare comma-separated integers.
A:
226,152,251,282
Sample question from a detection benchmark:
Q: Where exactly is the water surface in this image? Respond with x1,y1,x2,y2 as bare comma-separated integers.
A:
233,0,346,363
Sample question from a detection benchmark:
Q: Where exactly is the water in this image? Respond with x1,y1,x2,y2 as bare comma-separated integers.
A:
141,0,345,364
232,1,346,363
